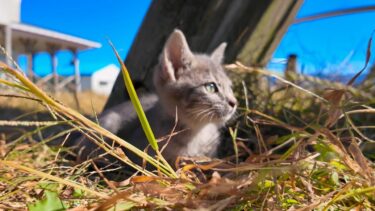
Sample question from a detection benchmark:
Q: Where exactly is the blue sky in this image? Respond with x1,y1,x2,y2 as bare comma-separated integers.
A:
20,0,151,76
269,0,375,78
19,0,375,78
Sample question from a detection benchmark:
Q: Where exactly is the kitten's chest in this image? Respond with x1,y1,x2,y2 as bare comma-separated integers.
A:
137,103,222,161
165,124,221,159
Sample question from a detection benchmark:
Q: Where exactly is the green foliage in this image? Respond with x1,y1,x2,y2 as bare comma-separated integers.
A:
281,198,299,209
72,188,84,198
257,179,275,189
28,184,66,211
314,141,339,161
108,201,136,211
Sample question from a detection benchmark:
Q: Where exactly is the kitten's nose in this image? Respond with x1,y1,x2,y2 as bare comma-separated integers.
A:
227,97,237,108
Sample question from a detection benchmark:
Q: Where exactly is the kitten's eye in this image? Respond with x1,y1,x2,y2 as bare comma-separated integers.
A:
204,82,218,93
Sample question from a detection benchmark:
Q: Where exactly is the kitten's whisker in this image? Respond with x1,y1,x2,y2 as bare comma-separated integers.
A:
190,107,210,117
198,109,209,122
186,108,208,122
187,105,226,123
209,111,215,122
201,108,216,122
197,108,211,122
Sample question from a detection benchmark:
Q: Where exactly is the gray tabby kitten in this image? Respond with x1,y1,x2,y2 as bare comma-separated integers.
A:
75,29,237,165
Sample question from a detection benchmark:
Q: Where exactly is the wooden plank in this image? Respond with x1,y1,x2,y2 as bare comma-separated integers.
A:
105,0,303,109
294,5,375,24
237,0,304,66
57,76,75,90
36,74,53,87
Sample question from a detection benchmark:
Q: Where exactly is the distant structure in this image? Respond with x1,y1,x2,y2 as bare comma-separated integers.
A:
0,0,101,93
83,64,119,96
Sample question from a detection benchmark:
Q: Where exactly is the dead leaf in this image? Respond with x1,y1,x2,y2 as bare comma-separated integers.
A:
323,89,345,128
130,176,157,184
348,140,374,184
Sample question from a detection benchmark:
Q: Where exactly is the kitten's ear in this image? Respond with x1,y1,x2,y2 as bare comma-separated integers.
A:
211,42,227,63
161,29,194,82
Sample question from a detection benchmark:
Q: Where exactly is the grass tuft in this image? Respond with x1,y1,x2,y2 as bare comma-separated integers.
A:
0,44,374,209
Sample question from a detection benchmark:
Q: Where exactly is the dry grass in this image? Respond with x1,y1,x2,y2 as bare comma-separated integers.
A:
0,51,374,210
0,91,108,116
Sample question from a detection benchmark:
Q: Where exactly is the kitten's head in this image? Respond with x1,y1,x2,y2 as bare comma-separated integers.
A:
154,29,237,127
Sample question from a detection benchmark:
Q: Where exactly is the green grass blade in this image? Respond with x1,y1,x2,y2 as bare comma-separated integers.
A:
109,42,159,151
109,43,177,178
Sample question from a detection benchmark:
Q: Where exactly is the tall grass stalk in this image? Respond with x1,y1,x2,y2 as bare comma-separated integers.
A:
109,42,177,177
0,62,177,178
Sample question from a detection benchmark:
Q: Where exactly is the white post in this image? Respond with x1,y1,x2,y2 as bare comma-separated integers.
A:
72,49,81,92
4,25,12,66
27,53,35,81
51,51,58,92
47,43,60,92
21,39,37,81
